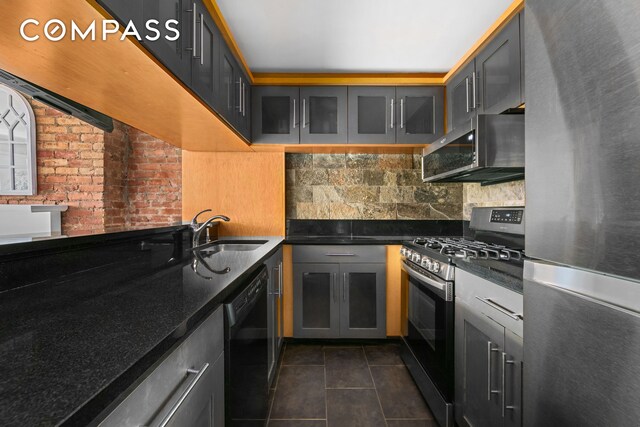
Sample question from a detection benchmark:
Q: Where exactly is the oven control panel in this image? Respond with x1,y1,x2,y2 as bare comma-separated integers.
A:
490,209,523,224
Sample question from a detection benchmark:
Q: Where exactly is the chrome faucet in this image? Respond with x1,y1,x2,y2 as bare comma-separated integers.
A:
190,209,230,247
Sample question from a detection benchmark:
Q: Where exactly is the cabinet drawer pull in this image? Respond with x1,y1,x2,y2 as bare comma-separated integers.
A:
476,296,523,321
150,363,210,427
324,253,355,257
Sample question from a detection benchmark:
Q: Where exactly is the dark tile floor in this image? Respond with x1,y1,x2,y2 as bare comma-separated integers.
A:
267,342,438,427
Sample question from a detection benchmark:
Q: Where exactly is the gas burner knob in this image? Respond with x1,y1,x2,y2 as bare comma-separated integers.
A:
400,248,406,256
431,262,441,273
412,253,421,263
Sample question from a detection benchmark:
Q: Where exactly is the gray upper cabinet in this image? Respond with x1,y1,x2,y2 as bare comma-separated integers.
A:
98,0,143,27
220,44,237,127
348,86,396,144
396,87,444,144
252,87,300,144
190,1,221,108
142,0,192,85
476,13,523,114
300,86,348,144
339,263,386,339
446,60,476,133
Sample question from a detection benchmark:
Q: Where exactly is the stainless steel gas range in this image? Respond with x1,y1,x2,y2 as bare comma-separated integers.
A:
399,206,525,427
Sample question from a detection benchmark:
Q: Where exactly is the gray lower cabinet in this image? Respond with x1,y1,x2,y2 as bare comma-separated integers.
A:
252,86,300,144
455,269,523,427
476,13,523,114
293,246,386,339
293,263,341,338
98,307,225,427
300,86,348,144
265,248,284,385
339,263,386,338
348,86,396,144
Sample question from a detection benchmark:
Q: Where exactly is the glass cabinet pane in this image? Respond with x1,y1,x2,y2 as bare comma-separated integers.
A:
302,272,331,328
405,96,434,135
347,272,377,329
482,46,511,111
309,96,338,134
357,96,386,134
262,97,291,134
452,80,469,129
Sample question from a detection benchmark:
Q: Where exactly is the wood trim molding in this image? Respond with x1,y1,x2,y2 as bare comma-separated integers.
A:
443,0,524,83
202,0,254,82
252,73,446,86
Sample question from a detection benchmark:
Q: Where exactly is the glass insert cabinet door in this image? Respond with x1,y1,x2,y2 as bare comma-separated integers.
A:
252,86,300,144
293,263,340,338
339,263,386,338
348,86,396,144
396,87,444,144
300,86,348,144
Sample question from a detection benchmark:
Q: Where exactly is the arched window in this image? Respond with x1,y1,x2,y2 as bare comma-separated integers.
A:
0,84,36,195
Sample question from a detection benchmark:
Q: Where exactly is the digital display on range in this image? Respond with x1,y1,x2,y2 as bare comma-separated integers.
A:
490,209,523,224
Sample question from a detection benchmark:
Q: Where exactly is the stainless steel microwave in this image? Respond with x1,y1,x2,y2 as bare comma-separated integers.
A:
422,114,524,185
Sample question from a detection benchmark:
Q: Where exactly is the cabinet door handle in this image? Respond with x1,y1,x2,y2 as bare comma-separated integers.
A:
302,98,306,129
292,98,296,129
465,77,470,113
502,352,516,417
238,77,242,112
199,13,204,65
279,261,283,297
324,253,355,257
343,273,347,302
333,272,338,303
400,98,404,129
186,3,197,57
475,296,523,321
150,363,210,427
242,82,246,117
390,98,394,129
487,341,500,401
472,71,477,110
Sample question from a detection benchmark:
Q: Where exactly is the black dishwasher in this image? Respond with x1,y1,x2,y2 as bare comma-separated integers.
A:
224,265,269,426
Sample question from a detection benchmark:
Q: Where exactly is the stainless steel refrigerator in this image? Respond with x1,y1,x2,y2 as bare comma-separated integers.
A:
524,0,640,425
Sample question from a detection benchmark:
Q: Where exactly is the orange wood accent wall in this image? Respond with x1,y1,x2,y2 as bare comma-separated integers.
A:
283,245,294,337
252,73,446,86
0,0,250,152
386,245,403,337
182,151,285,236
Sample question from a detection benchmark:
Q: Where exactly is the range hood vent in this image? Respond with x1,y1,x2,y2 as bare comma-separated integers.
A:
0,70,114,132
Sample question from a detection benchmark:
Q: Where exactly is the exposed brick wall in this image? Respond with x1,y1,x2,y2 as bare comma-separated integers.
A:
127,128,182,227
0,97,182,235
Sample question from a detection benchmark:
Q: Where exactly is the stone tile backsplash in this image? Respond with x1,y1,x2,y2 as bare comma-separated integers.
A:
462,181,526,220
285,153,464,220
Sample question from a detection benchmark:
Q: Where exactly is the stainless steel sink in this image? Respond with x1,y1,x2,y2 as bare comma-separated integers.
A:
194,240,267,254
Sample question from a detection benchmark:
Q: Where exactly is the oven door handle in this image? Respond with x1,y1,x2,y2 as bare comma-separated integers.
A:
402,260,452,301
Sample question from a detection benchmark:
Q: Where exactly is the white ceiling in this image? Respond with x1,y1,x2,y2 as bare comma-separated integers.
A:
216,0,514,73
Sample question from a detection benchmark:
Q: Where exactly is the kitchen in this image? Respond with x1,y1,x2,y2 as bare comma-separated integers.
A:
0,0,638,426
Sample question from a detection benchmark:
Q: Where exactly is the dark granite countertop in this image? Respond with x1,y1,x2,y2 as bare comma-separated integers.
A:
0,236,283,427
284,235,414,245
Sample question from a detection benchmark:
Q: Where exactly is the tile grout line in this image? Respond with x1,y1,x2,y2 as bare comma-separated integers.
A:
363,346,390,427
